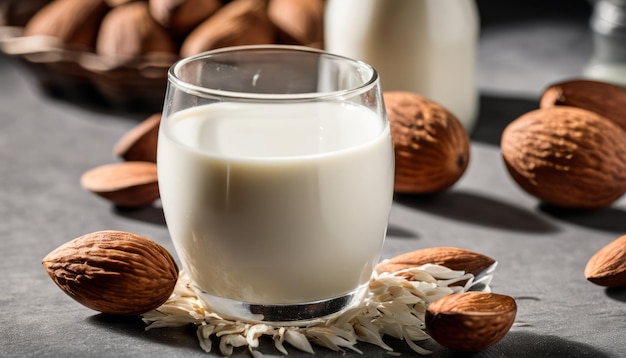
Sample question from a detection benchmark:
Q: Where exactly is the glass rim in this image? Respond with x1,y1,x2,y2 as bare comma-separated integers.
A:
168,44,380,101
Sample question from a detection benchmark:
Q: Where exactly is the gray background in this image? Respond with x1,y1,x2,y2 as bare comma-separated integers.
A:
3,1,626,357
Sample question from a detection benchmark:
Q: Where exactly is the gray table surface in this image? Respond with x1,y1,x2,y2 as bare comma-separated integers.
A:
3,2,626,357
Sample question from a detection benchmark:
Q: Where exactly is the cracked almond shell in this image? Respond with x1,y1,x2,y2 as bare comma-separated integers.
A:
42,230,179,315
501,106,626,209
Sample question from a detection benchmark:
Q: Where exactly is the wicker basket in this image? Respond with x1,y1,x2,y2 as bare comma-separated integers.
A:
0,24,176,112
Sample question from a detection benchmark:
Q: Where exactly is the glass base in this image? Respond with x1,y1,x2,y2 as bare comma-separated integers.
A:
193,284,368,326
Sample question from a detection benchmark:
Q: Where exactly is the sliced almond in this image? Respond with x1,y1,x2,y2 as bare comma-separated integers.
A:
80,161,159,207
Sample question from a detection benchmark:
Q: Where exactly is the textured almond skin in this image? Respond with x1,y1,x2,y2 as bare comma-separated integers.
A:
376,247,495,277
180,0,275,58
149,0,222,37
42,230,178,315
384,91,470,194
96,2,177,60
426,292,517,352
501,106,626,209
114,113,161,163
585,235,626,287
23,0,109,49
540,79,626,132
80,161,159,207
268,0,324,48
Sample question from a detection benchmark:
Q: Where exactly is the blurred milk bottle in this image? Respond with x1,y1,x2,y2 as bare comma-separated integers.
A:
324,0,480,132
584,0,626,87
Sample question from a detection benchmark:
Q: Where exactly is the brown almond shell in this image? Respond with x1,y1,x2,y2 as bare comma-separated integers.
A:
179,0,275,58
96,2,177,60
376,247,495,277
113,113,161,163
585,234,626,287
540,79,626,132
384,91,470,194
501,106,626,209
80,161,159,207
23,0,109,50
426,292,517,352
42,230,179,315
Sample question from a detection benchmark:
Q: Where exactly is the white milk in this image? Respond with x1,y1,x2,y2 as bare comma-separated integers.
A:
158,101,394,305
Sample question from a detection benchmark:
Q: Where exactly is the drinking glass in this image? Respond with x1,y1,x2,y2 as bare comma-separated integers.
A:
157,45,394,324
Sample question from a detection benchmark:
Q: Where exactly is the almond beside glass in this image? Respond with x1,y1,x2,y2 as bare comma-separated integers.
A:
114,113,161,163
383,91,470,194
426,292,517,352
376,247,495,278
42,230,179,315
80,161,159,207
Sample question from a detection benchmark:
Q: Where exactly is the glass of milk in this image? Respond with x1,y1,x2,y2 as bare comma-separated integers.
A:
157,45,394,325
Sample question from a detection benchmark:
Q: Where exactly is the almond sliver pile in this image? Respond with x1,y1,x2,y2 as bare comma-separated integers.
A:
142,264,491,356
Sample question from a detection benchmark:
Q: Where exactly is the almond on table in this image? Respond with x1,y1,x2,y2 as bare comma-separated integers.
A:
383,91,470,194
585,234,626,288
426,292,517,352
501,106,626,209
42,230,179,316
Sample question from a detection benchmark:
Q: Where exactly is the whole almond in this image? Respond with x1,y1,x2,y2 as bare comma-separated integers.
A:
80,161,159,207
23,0,109,50
501,106,626,209
540,79,626,132
149,0,222,38
96,2,177,61
42,230,178,315
114,113,161,163
180,0,275,58
384,91,470,194
585,234,626,287
426,292,517,352
267,0,324,48
376,247,496,278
